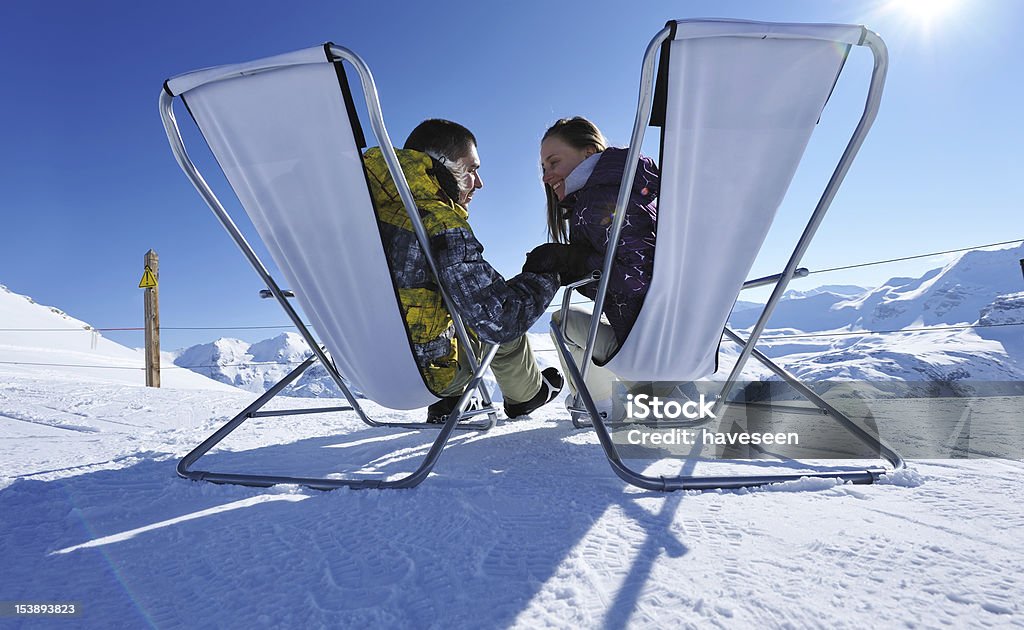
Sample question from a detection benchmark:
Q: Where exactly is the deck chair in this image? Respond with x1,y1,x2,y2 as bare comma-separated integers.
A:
160,44,500,490
555,19,905,491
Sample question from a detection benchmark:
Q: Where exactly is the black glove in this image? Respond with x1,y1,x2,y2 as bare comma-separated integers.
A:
523,242,594,285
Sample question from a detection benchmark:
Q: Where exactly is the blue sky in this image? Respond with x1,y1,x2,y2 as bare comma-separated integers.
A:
1,0,1021,350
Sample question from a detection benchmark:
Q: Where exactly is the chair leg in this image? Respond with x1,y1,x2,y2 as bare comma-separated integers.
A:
176,346,501,490
551,325,904,492
722,327,905,469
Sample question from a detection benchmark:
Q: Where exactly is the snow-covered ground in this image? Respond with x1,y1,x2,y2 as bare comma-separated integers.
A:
2,283,1023,628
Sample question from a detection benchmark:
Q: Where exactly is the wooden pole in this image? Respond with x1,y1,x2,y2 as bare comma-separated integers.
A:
143,250,161,387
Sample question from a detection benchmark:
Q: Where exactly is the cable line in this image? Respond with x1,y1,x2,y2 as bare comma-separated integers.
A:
0,360,145,370
808,237,1023,275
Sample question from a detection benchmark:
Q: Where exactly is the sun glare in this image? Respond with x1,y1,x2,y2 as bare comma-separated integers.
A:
872,0,967,41
888,0,959,23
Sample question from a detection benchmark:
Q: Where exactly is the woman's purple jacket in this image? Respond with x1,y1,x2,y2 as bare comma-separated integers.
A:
563,147,659,345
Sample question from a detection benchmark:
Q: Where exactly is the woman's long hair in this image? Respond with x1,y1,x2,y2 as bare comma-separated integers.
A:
542,117,607,243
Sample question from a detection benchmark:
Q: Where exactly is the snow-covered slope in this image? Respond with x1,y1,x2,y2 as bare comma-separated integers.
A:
783,284,869,299
731,243,1024,331
979,291,1024,327
730,289,864,331
0,284,238,391
1,356,1022,628
753,326,1024,383
855,244,1024,328
717,245,1024,384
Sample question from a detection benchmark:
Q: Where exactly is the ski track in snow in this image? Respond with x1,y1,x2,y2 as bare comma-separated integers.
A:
1,370,1023,629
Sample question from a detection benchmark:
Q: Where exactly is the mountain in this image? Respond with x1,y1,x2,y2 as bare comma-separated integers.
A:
171,332,344,397
840,245,1023,330
718,245,1024,387
729,243,1024,331
729,289,866,331
782,284,869,299
750,322,1024,383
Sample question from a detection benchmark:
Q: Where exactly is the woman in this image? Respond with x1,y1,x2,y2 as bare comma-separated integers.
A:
524,116,659,407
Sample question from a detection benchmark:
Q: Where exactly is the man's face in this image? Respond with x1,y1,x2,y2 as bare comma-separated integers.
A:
452,144,484,206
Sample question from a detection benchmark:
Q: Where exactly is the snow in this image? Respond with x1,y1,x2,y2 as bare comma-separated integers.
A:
0,284,239,392
782,284,869,299
730,242,1024,332
171,334,318,395
2,283,1023,627
719,244,1024,385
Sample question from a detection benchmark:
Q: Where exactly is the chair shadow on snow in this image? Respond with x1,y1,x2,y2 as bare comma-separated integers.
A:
0,416,672,627
0,415,862,628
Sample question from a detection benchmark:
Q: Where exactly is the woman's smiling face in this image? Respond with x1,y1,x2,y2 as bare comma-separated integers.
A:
541,135,594,201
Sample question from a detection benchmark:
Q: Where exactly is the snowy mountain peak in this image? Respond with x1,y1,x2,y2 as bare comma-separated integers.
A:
173,333,337,397
1,283,93,332
249,331,310,363
173,338,250,369
858,243,1024,328
783,284,868,299
731,243,1024,332
979,291,1024,326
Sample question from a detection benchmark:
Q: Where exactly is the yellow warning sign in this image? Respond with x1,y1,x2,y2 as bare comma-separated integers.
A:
138,266,158,289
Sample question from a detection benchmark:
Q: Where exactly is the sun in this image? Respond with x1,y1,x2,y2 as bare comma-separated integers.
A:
886,0,959,23
873,0,966,40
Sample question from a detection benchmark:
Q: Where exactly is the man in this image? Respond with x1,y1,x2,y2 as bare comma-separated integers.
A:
362,119,564,422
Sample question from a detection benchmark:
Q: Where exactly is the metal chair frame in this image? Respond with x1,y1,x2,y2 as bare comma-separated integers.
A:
161,44,498,490
557,21,905,490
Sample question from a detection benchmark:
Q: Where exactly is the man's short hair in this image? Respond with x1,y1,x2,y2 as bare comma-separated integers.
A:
404,119,477,161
